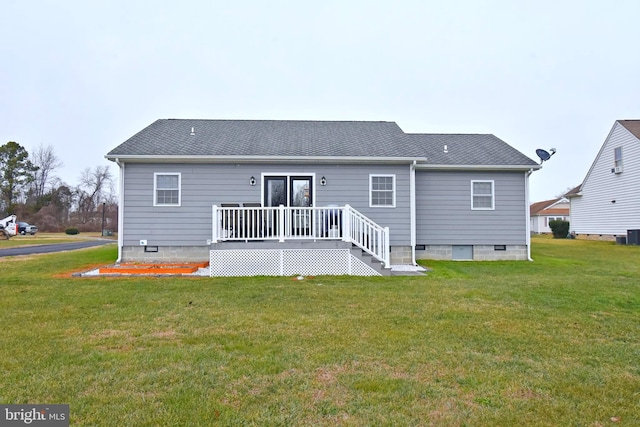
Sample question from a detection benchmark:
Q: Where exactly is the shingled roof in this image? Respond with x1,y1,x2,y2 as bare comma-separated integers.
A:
530,198,569,216
406,133,539,167
106,119,539,167
107,119,420,158
618,120,640,139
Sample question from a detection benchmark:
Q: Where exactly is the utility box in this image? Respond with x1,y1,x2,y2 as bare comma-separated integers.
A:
627,229,640,245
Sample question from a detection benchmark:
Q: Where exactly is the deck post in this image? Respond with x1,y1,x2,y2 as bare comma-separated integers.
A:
343,205,352,243
212,205,219,243
383,226,390,268
278,204,286,242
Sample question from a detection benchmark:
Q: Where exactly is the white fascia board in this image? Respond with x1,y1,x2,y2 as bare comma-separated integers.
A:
414,164,542,171
105,155,428,164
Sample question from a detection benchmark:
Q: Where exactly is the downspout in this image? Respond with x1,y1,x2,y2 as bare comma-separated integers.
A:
525,168,533,261
115,159,125,263
410,161,417,265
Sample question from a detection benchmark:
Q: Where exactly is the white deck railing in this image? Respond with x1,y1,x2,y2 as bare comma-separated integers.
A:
212,204,390,268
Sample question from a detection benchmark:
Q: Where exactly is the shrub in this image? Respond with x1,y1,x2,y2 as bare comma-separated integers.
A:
65,227,80,235
549,219,570,239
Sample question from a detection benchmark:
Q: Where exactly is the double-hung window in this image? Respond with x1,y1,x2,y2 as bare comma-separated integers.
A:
154,173,181,206
471,180,494,210
614,147,623,171
370,174,396,207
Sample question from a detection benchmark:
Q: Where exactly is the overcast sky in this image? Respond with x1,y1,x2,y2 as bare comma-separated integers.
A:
2,1,639,203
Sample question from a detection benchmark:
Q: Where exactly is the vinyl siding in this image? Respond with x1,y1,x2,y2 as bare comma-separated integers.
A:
121,163,411,247
571,122,640,235
530,216,544,233
415,170,527,245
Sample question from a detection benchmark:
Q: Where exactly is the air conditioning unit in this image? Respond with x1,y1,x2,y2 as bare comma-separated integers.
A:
613,166,623,174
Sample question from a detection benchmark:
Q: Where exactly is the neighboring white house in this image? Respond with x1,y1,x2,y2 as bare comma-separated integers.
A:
530,198,570,234
568,120,640,238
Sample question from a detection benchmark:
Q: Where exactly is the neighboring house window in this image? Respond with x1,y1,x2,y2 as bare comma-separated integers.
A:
546,216,562,226
370,174,395,207
614,147,623,168
471,180,494,210
154,173,181,206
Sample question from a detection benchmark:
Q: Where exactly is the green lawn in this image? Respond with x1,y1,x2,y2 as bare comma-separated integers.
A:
0,238,638,426
0,232,116,247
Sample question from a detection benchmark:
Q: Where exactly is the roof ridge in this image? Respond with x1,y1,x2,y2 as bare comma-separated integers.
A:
163,118,397,124
407,133,495,136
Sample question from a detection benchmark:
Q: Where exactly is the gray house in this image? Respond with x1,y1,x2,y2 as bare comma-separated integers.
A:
106,119,540,276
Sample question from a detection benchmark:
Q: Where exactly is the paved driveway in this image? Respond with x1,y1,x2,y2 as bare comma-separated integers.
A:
0,240,115,257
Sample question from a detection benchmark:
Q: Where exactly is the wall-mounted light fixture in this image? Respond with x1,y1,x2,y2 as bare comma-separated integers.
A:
249,176,256,186
320,176,327,186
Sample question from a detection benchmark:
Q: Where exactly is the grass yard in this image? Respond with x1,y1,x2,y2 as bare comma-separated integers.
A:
0,232,116,248
0,238,638,426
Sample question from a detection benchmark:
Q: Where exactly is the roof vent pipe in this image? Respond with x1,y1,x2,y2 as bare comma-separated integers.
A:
190,127,195,136
443,145,448,153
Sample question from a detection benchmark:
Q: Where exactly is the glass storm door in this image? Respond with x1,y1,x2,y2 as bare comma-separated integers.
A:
264,177,286,237
264,177,287,207
290,177,312,208
290,176,312,236
263,176,313,237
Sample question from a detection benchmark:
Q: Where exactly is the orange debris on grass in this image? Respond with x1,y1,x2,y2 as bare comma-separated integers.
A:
99,261,209,275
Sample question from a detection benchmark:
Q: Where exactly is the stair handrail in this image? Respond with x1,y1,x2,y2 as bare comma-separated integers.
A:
343,204,390,268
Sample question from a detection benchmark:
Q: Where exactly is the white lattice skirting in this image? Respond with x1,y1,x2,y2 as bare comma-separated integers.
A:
210,249,381,277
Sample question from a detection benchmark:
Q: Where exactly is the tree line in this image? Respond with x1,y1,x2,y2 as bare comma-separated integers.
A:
0,141,117,233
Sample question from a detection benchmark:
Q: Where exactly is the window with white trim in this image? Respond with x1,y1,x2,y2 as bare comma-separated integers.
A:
546,216,566,227
370,174,396,207
154,173,181,206
471,180,494,210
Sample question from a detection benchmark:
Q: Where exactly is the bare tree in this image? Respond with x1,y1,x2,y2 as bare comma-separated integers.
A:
74,166,113,225
30,144,63,201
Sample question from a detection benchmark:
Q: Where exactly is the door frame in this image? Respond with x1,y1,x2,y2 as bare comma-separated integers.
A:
261,173,316,207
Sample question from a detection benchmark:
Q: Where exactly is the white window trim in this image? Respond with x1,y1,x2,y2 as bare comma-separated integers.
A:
154,172,182,207
369,174,396,208
471,180,495,210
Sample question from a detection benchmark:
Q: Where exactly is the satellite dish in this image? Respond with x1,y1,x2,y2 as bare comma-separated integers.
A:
536,149,551,161
536,148,556,164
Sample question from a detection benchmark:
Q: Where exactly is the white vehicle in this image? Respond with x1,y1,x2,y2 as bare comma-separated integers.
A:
0,215,17,239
